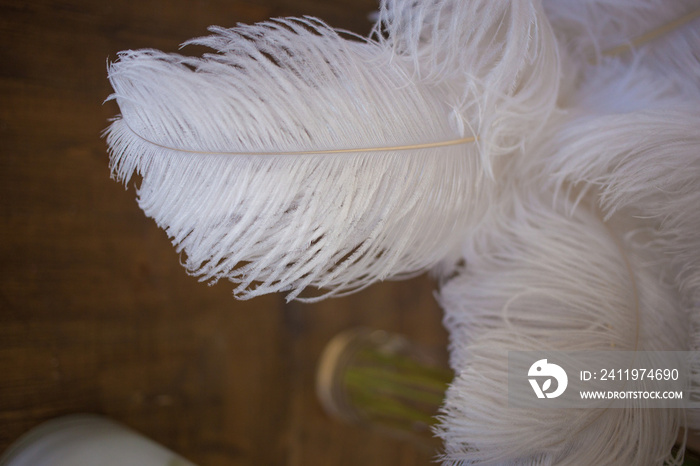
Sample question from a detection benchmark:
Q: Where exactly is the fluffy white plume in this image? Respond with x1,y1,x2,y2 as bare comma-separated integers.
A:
533,104,700,429
534,0,700,431
437,192,689,465
106,1,560,301
539,108,700,278
531,1,700,423
106,17,492,301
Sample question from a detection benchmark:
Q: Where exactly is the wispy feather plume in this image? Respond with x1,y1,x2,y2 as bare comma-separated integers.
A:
106,0,562,301
106,17,489,301
528,0,700,433
535,101,700,429
437,192,688,465
532,2,700,428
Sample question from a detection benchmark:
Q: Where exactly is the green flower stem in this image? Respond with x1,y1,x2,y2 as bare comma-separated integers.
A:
340,344,451,440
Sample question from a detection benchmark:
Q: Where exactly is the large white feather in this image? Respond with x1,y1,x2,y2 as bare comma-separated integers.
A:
536,0,700,431
106,1,560,301
534,103,700,428
106,17,492,301
437,191,688,465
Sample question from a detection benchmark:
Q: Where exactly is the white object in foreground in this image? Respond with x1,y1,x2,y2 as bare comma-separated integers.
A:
0,414,196,466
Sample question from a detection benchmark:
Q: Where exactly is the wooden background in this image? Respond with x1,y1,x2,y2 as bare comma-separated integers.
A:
0,1,449,465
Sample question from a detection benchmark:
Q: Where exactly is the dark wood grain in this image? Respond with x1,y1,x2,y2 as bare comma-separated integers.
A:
0,1,449,464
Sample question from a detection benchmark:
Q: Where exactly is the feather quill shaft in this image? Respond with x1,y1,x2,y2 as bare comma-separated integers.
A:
600,8,700,58
120,121,476,155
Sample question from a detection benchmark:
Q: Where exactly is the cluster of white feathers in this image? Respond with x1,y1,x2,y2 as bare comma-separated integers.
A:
105,0,700,464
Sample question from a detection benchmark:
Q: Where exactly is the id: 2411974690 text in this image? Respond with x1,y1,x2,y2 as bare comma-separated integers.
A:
580,368,679,381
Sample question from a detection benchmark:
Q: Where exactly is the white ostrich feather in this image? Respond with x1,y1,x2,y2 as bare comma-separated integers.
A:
534,103,700,429
533,3,700,431
437,192,689,465
106,1,559,301
106,18,487,301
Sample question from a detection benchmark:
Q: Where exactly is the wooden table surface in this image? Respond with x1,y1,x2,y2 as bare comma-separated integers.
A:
0,1,449,465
